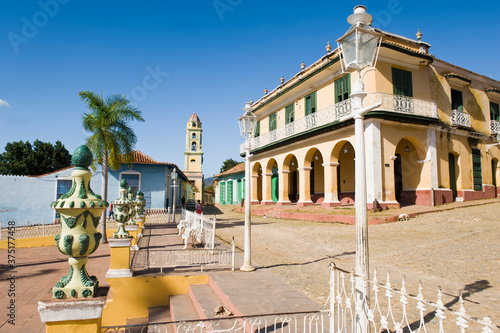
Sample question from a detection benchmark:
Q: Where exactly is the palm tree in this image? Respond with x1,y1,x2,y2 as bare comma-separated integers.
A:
80,91,145,243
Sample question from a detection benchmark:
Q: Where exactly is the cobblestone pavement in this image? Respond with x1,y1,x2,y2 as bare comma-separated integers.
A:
209,201,500,324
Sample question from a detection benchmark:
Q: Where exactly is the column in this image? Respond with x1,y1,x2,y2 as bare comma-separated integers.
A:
427,128,439,206
277,170,291,206
261,173,274,205
297,167,314,207
365,119,383,206
321,163,341,207
251,174,260,205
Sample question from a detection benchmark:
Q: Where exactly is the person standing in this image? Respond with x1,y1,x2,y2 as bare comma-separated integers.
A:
109,202,114,220
196,200,203,214
181,196,186,208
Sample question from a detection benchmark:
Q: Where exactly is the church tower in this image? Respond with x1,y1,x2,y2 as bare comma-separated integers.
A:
183,113,204,202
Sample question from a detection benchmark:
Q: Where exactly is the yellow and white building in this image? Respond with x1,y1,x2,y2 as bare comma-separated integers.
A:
245,30,500,208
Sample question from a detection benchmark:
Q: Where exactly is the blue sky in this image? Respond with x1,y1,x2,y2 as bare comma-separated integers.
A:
0,0,499,178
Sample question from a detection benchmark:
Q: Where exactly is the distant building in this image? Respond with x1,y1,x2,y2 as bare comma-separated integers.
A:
243,29,500,208
183,113,204,203
214,163,245,205
0,151,189,225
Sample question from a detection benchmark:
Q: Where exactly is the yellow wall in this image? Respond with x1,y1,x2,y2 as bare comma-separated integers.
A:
102,275,208,326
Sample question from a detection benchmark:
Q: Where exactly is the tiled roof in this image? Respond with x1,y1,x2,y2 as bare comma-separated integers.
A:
122,150,174,166
214,163,245,178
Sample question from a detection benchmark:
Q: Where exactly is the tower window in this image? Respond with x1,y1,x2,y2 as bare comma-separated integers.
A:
191,159,196,163
192,133,196,139
191,142,196,151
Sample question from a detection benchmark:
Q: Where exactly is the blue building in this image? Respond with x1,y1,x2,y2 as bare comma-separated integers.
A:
0,151,188,226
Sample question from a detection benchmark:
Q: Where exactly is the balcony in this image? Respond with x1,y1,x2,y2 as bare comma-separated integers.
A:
451,109,471,128
491,120,500,135
242,93,438,153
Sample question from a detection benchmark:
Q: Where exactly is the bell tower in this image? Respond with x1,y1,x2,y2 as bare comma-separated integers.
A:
183,113,203,201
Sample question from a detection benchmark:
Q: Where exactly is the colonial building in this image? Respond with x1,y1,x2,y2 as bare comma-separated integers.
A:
214,163,245,205
244,30,500,208
183,113,204,202
0,150,189,224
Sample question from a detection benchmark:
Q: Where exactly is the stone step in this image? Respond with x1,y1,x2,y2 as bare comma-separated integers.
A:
148,305,171,324
189,284,226,318
169,294,200,322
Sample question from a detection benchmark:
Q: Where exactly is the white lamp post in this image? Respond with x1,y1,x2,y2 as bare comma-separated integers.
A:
172,168,178,223
337,5,382,333
238,102,258,272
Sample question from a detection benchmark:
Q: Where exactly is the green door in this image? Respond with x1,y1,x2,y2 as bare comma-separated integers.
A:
448,153,457,201
472,149,482,191
236,180,241,203
220,182,226,205
271,168,279,202
227,181,233,204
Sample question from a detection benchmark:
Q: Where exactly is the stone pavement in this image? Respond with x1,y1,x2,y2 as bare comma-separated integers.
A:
0,242,110,332
0,221,321,332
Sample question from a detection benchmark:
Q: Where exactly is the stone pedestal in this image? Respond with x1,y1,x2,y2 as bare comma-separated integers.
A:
125,224,139,250
106,238,133,278
38,296,106,333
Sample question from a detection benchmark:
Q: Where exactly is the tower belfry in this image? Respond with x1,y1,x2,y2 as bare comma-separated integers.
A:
183,113,203,201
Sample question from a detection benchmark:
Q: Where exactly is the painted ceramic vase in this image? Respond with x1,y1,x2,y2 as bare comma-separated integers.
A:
51,145,107,299
134,191,145,222
112,179,131,237
125,187,136,225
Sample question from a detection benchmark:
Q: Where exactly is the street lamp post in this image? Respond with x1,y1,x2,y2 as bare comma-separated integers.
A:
337,5,382,333
238,102,258,272
172,168,178,223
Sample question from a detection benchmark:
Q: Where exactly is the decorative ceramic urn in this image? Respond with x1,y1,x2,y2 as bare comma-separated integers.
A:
125,187,136,225
134,191,145,221
112,179,131,237
51,145,107,299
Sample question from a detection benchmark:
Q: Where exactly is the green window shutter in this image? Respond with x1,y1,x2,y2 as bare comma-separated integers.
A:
392,68,413,97
269,113,277,131
305,92,317,115
491,102,499,121
335,74,351,103
451,89,464,111
254,121,260,137
472,149,482,191
227,181,233,204
285,104,295,124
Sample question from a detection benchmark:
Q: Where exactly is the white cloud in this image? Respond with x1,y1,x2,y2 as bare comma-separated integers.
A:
0,99,10,108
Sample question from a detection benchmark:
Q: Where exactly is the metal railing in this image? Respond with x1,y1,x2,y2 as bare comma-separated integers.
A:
491,120,500,135
132,244,235,273
451,109,472,128
243,93,438,152
101,310,328,333
329,264,499,332
1,219,120,240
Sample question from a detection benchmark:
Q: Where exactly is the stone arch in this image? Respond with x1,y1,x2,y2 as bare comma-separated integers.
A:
252,162,262,203
304,148,325,203
394,137,425,205
265,158,279,203
283,154,299,203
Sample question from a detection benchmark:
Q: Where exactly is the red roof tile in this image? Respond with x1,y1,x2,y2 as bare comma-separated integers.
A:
214,163,245,178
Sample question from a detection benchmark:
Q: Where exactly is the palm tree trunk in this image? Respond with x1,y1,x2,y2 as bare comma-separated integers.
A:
100,149,109,244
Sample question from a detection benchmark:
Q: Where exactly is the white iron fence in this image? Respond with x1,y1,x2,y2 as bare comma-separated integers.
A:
451,109,472,128
132,245,235,273
178,209,216,249
102,310,328,333
329,264,499,333
490,120,500,135
243,93,438,152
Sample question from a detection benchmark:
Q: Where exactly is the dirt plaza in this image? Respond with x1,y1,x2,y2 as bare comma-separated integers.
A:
211,200,500,324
